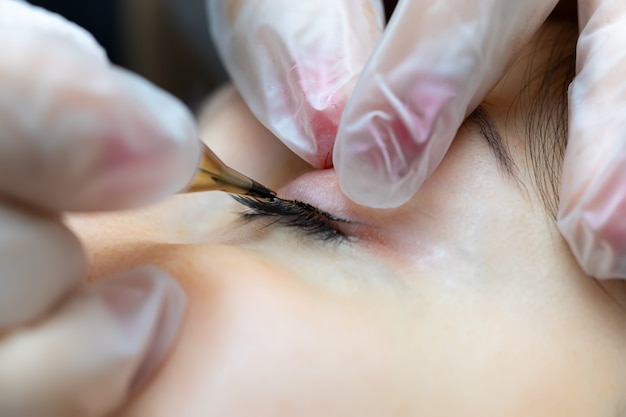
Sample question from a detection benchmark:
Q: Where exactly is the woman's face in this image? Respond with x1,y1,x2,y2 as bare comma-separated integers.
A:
69,21,626,417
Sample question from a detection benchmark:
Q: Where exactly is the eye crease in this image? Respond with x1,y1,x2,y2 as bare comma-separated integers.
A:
233,196,353,242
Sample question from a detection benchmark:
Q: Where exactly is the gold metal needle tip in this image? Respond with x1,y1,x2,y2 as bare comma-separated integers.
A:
183,141,278,199
246,180,277,200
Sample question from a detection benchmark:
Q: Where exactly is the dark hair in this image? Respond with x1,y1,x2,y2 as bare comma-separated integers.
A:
514,21,577,218
463,21,577,220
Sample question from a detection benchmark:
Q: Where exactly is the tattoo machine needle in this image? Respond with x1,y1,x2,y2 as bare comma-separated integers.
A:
183,141,277,199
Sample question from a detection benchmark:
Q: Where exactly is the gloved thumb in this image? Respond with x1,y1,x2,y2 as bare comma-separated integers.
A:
557,0,626,279
0,266,186,417
334,0,558,208
208,0,384,168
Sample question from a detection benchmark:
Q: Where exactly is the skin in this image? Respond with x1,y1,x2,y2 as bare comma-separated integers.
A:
67,21,626,417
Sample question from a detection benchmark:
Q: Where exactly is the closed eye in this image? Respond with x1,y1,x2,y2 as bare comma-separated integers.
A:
233,196,353,242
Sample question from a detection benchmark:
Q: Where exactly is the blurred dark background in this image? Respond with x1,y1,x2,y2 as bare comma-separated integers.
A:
27,0,401,113
28,0,229,112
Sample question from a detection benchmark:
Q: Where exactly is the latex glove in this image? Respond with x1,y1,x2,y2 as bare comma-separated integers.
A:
207,0,385,168
208,0,558,205
211,0,626,280
0,1,199,416
334,0,564,207
558,0,626,279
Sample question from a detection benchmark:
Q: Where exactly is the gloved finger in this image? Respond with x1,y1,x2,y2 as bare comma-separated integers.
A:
0,266,186,417
558,0,626,279
208,0,384,168
334,0,559,208
0,201,84,328
197,84,311,189
0,0,200,212
0,0,107,63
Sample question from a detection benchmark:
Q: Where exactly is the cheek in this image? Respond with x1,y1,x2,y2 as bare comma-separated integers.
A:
117,244,623,417
121,244,422,416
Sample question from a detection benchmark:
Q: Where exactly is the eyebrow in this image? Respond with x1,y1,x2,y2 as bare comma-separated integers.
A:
466,106,517,176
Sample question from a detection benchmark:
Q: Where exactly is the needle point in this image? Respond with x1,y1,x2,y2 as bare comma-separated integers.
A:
247,180,277,200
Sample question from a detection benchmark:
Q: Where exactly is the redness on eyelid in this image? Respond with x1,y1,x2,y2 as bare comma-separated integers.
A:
279,169,384,242
280,170,357,217
278,169,428,254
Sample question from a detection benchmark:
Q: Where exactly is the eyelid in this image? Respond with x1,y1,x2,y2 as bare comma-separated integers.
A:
232,196,354,243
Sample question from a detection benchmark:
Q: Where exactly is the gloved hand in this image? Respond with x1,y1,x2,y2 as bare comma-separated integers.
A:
0,1,200,416
210,0,626,279
208,0,385,169
208,0,558,205
558,0,626,279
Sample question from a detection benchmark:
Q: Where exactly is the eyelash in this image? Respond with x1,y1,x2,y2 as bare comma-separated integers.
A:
232,196,352,242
